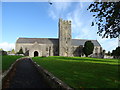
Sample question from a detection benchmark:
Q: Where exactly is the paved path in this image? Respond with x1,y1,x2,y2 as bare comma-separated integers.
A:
9,58,50,88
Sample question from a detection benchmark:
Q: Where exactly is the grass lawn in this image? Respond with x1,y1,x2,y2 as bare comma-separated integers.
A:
32,56,120,88
2,55,23,72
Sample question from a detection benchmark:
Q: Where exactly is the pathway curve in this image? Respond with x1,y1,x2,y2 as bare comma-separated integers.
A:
9,58,50,88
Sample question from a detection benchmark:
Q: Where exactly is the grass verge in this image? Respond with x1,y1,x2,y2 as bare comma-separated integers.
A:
32,56,120,88
2,55,23,72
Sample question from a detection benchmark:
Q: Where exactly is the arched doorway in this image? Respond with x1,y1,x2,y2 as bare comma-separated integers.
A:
34,51,39,57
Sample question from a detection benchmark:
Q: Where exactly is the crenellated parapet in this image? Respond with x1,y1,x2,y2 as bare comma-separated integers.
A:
59,18,71,25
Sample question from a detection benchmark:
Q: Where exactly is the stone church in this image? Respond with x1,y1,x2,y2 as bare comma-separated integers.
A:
15,19,102,57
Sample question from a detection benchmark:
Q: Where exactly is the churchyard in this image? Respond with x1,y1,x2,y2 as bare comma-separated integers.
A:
2,55,119,88
32,56,120,88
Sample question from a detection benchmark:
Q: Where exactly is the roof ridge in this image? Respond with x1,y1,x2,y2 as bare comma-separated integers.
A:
18,37,58,39
18,38,97,41
72,39,97,41
16,38,100,46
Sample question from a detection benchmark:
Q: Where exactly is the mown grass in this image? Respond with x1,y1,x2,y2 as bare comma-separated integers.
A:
2,55,23,72
32,56,120,89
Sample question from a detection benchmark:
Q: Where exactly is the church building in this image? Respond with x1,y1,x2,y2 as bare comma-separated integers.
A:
15,19,102,57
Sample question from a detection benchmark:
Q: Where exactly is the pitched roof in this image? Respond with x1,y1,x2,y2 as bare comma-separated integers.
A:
72,39,101,46
16,38,101,46
16,38,59,45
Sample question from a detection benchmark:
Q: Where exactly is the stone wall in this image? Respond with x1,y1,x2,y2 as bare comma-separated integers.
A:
16,42,102,58
15,42,56,57
15,43,33,53
71,45,83,57
71,45,102,58
91,46,102,58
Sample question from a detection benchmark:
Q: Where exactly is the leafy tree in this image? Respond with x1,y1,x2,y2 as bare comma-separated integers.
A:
83,41,94,57
11,49,15,54
103,50,106,54
115,47,120,56
111,50,115,56
111,47,120,58
87,1,120,38
107,51,111,56
17,47,23,54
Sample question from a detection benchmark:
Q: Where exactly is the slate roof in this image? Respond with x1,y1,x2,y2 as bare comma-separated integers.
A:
16,38,59,45
72,39,101,46
16,38,101,46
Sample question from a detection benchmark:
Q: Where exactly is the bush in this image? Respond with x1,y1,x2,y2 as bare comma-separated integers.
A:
83,41,94,57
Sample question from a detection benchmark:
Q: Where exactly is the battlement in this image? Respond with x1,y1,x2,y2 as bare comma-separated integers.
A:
59,18,71,25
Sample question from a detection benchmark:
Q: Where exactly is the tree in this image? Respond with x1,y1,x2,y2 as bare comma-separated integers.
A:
83,41,94,57
111,50,115,56
111,47,120,58
17,47,23,54
103,50,106,54
11,49,15,54
87,1,120,38
107,51,111,56
115,47,120,57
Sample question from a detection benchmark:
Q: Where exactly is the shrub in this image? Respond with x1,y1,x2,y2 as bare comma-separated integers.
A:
83,41,94,57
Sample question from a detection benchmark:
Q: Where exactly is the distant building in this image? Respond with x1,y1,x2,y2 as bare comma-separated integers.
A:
15,18,102,57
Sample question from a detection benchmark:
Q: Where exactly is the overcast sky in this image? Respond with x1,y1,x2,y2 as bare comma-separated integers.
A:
1,2,118,52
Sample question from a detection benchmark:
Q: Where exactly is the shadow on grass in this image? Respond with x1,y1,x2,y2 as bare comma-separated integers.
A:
47,56,118,64
32,56,119,88
33,56,119,66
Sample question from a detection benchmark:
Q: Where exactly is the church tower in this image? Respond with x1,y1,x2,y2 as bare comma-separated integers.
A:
58,18,72,57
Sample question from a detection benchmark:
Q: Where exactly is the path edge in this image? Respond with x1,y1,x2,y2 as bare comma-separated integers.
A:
30,58,74,90
2,57,25,88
